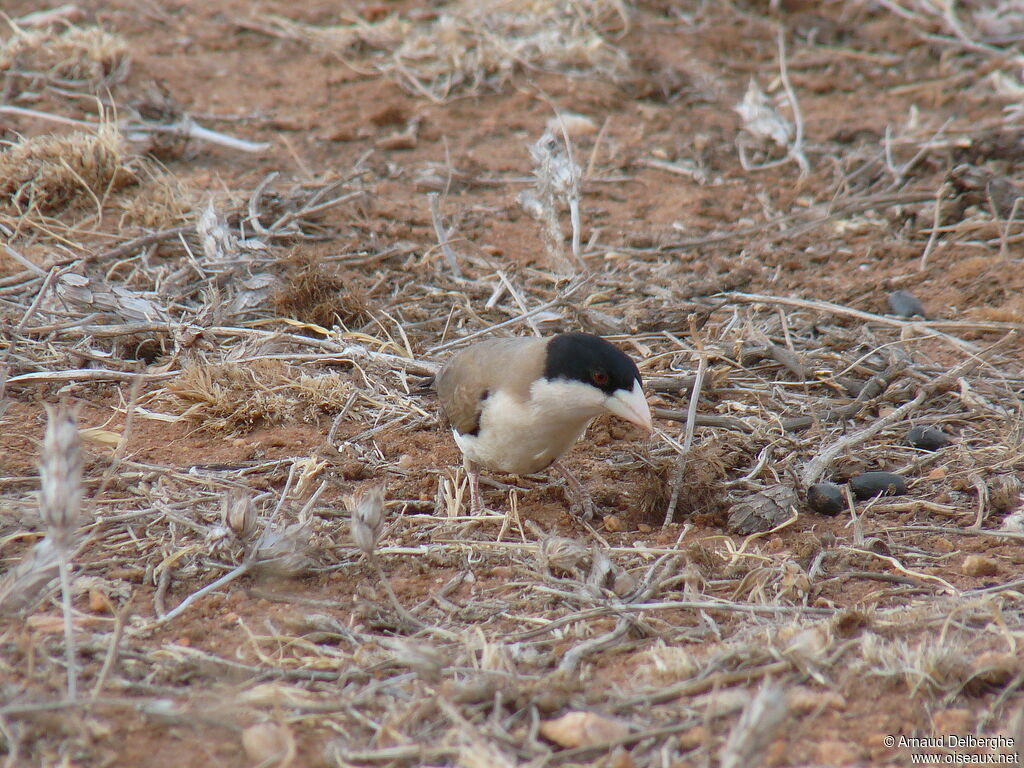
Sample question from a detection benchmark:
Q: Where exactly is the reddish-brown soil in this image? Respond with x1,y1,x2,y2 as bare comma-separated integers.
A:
3,1,1024,767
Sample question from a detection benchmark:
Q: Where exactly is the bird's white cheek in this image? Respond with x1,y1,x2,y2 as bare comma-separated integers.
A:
528,379,607,416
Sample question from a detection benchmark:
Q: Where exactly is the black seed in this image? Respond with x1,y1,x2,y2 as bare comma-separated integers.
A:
807,482,845,515
849,472,908,500
907,425,950,451
888,290,925,318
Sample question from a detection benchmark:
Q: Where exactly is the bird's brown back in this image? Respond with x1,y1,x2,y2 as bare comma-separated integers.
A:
435,336,548,435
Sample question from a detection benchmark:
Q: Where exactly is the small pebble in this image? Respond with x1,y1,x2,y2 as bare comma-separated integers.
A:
849,471,907,499
962,554,1000,577
888,289,925,318
242,722,291,765
907,425,950,451
807,482,845,515
603,514,624,533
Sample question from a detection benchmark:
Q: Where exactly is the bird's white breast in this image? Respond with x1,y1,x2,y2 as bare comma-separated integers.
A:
453,379,608,475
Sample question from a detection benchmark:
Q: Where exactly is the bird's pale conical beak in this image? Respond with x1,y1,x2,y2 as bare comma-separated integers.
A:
605,379,653,432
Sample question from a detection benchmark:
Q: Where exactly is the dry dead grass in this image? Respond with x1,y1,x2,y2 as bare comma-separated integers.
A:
250,0,630,100
0,125,136,215
168,361,355,432
2,1,1024,766
0,22,129,92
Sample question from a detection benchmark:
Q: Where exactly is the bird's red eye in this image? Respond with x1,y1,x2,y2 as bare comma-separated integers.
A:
591,370,609,386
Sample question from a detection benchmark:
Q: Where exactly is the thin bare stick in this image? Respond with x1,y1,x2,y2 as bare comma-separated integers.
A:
776,28,809,178
664,352,708,527
3,245,47,276
427,278,590,353
97,375,144,495
999,195,1023,260
801,331,1018,485
128,118,271,153
495,271,542,338
919,181,948,270
0,105,96,129
152,562,251,626
427,192,462,278
89,596,132,702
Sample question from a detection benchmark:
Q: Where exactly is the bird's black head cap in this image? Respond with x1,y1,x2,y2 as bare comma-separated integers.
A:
543,332,641,395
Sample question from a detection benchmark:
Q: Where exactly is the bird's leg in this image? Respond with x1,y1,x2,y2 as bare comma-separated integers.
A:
464,456,484,515
551,459,595,521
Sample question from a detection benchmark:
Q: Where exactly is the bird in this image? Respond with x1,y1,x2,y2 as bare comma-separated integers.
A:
433,332,652,518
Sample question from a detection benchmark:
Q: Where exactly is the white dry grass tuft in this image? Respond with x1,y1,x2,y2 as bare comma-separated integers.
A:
37,405,84,701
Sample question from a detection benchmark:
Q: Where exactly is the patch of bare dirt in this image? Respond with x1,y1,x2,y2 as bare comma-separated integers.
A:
2,0,1024,766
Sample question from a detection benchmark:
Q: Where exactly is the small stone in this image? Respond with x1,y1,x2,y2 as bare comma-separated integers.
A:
849,472,907,499
678,724,709,751
539,711,630,749
107,567,144,582
612,569,636,597
603,514,624,533
907,425,951,451
888,289,926,318
242,722,291,765
962,554,1000,577
376,132,417,150
807,482,845,515
88,588,113,614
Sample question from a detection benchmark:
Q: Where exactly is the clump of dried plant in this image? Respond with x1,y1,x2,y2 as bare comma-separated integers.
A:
273,251,371,330
252,0,629,100
117,167,194,229
0,125,136,215
0,22,130,95
167,361,355,432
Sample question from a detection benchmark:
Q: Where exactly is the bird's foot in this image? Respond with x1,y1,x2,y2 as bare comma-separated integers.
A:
551,459,595,521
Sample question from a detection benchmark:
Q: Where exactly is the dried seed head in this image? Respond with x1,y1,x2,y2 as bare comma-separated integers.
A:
719,682,789,768
241,721,293,765
0,538,60,616
989,474,1021,514
348,485,386,556
38,405,83,550
222,491,256,540
379,636,449,681
529,131,581,197
585,547,615,596
538,536,588,575
251,519,314,577
735,79,792,147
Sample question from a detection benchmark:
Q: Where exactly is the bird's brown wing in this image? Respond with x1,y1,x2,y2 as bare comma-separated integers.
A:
434,337,547,435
